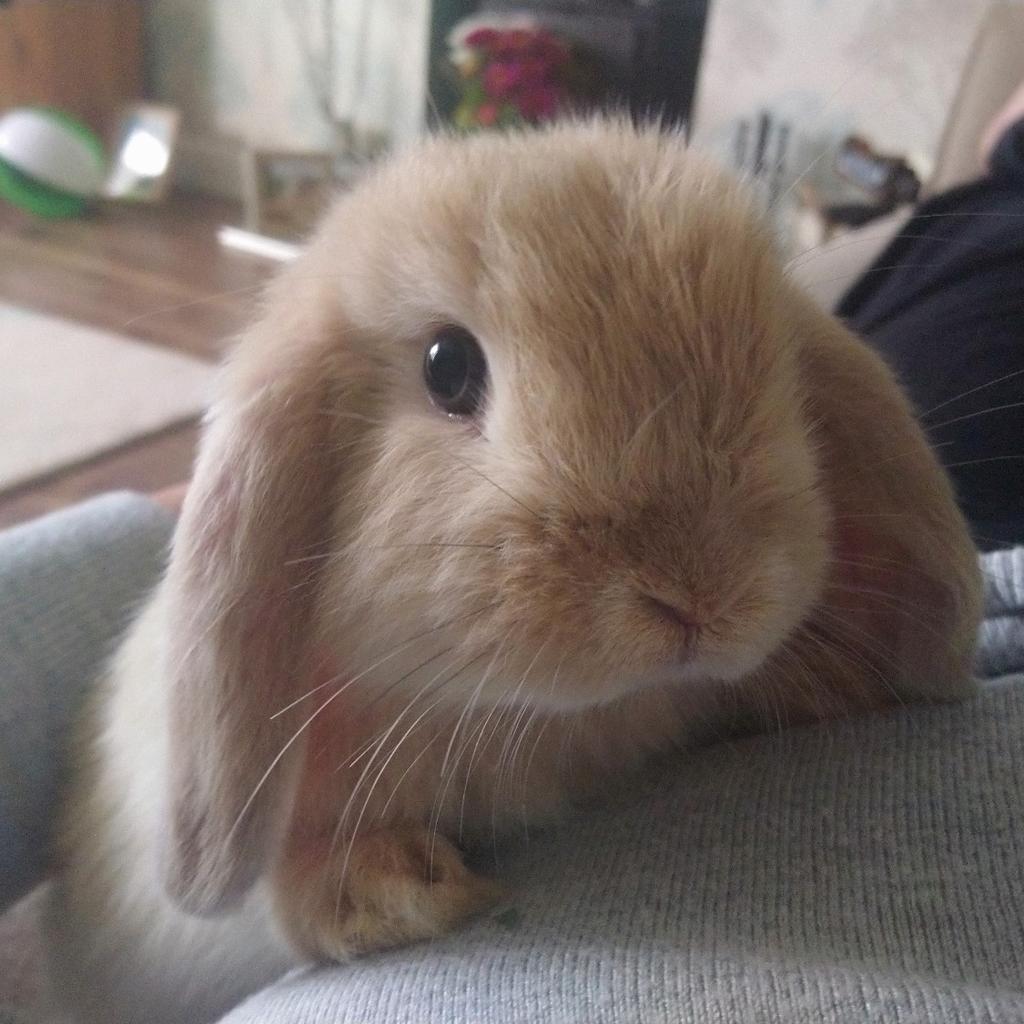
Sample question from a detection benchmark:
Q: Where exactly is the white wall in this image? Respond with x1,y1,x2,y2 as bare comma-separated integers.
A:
147,0,431,195
692,0,1020,179
330,0,431,148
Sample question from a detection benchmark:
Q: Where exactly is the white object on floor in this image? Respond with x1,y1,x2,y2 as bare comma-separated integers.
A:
0,303,214,492
217,225,301,262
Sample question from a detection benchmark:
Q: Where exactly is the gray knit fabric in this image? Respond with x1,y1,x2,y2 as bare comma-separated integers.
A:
0,493,173,911
220,677,1024,1024
977,546,1024,678
1,496,1023,1022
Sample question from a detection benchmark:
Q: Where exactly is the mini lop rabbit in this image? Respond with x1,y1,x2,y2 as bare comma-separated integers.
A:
44,121,981,1024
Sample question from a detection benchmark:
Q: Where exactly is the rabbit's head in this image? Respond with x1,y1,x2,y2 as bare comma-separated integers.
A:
160,121,978,915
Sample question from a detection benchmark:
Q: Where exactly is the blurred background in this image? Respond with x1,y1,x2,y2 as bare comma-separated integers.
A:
0,0,1018,531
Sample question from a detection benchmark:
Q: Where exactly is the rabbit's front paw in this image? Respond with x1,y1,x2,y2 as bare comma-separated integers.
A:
274,825,501,960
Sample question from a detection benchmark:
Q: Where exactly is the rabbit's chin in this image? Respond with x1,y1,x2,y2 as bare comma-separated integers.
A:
515,586,820,711
512,642,792,714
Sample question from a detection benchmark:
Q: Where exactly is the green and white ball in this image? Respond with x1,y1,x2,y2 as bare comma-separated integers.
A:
0,107,106,217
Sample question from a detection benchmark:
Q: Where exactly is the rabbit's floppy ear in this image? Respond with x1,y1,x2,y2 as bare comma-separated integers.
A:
160,309,340,916
787,283,982,701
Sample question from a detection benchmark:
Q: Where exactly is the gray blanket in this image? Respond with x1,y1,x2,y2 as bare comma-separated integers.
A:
1,497,1022,1023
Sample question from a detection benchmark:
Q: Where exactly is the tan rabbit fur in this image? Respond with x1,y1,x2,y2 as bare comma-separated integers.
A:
44,120,981,1024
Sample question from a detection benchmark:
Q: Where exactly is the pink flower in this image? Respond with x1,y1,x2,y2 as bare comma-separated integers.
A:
516,83,560,121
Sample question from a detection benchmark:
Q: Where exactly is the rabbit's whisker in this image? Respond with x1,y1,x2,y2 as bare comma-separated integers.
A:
823,582,947,642
331,649,467,856
342,653,475,771
832,549,1017,587
338,609,501,765
810,604,906,676
504,686,545,800
449,453,545,522
799,622,904,707
799,260,969,290
431,641,510,832
449,669,526,854
283,553,334,566
833,438,955,475
331,651,489,907
338,687,450,901
903,211,1024,222
507,700,544,837
377,725,447,822
270,603,494,720
340,655,472,770
334,703,458,923
370,542,500,551
227,644,448,851
334,411,390,428
517,660,564,829
618,379,689,478
944,455,1024,469
974,533,1018,547
919,366,1024,420
119,283,270,332
785,230,1005,275
925,401,1024,433
826,554,933,591
489,662,541,850
754,660,786,736
831,512,908,521
759,42,922,217
766,68,852,215
774,642,842,722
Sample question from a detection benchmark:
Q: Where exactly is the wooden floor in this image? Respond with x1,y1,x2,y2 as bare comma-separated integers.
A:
0,193,273,529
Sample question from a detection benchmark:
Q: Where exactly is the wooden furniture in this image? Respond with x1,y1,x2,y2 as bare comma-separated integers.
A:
0,0,143,134
0,194,272,529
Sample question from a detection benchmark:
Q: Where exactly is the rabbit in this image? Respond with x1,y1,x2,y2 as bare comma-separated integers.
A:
42,120,982,1024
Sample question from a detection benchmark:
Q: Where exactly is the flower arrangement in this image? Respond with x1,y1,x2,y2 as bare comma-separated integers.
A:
448,17,595,130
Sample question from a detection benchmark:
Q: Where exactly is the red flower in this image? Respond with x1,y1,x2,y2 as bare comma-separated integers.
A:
464,27,500,51
516,83,560,120
455,25,578,128
517,56,552,84
483,60,525,99
492,29,535,58
476,101,500,127
529,32,570,64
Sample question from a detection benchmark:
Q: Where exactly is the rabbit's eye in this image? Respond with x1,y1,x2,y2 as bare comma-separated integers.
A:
423,326,488,417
